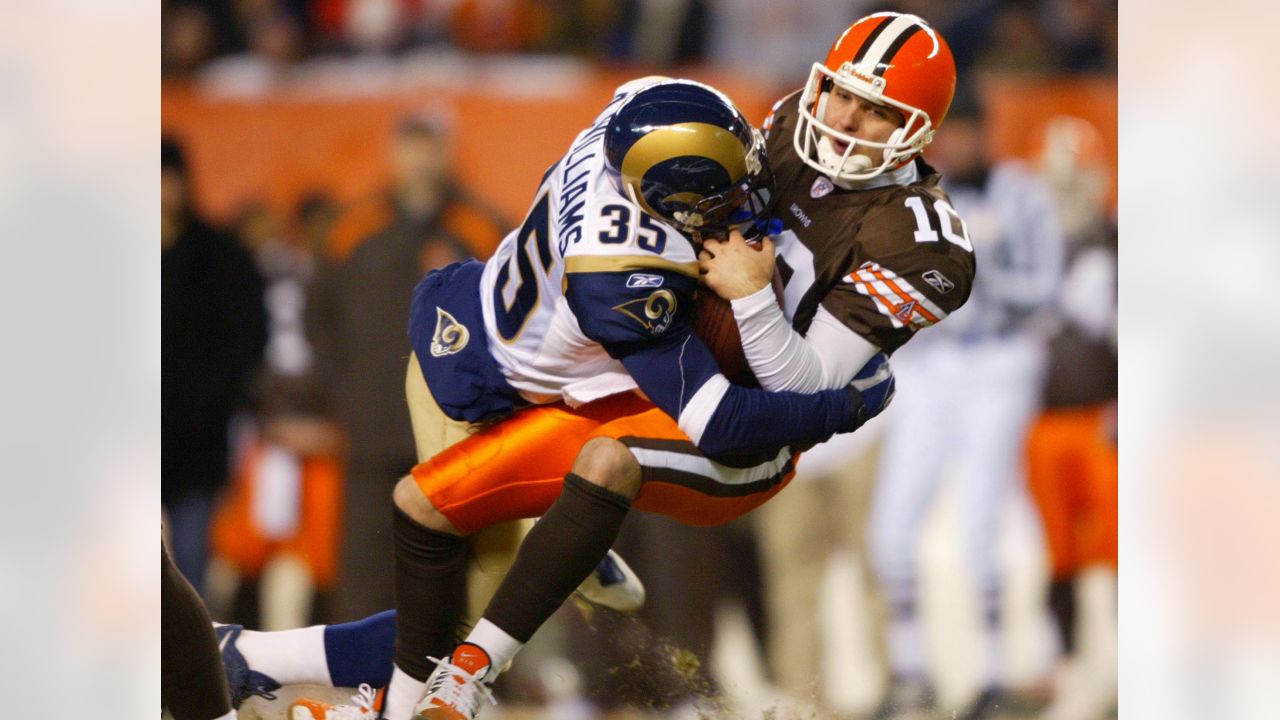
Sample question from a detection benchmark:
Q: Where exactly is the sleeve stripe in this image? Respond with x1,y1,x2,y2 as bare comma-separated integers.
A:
565,255,699,278
849,272,906,329
869,266,942,324
844,261,949,329
676,372,730,446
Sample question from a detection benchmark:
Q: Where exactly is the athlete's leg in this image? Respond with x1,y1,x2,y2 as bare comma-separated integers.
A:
955,340,1044,702
389,356,649,720
1026,409,1083,654
417,407,802,717
867,349,951,693
162,537,235,720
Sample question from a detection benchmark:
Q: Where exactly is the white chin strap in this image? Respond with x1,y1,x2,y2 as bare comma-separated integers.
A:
816,136,873,176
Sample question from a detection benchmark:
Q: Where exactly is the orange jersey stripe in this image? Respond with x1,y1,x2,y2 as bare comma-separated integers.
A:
870,266,940,324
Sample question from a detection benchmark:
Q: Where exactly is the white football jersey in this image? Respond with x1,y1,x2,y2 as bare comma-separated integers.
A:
477,80,698,407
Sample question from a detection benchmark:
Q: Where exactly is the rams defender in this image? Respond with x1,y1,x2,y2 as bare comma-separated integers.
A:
367,79,895,720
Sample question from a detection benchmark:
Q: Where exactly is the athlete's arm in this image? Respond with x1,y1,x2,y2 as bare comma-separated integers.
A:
701,232,879,393
731,287,879,392
565,266,870,464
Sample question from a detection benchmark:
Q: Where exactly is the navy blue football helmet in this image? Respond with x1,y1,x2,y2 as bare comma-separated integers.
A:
604,79,776,239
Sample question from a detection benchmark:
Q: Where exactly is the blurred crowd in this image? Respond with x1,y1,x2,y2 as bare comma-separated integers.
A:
164,0,1115,88
162,4,1117,719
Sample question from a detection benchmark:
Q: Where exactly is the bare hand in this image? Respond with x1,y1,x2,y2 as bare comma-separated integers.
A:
698,229,776,300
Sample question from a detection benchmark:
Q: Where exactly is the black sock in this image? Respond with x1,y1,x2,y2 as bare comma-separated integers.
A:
1048,576,1078,656
484,473,632,642
161,541,232,719
393,506,468,680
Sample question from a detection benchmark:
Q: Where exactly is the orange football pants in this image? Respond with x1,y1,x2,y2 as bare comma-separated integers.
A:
211,442,343,587
410,392,796,536
1025,404,1118,579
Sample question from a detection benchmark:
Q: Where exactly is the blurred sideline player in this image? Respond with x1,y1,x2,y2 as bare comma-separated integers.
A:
208,195,346,631
865,89,1065,718
353,78,893,720
1025,115,1117,720
695,11,976,713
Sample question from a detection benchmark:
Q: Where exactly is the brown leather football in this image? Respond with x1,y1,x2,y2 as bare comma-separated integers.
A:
692,289,750,381
691,272,785,385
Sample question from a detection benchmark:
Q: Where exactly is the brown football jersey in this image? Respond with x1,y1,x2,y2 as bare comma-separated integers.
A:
763,91,976,354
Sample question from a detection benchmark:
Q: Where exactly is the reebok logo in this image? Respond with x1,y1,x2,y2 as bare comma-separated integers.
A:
626,273,665,289
922,269,955,294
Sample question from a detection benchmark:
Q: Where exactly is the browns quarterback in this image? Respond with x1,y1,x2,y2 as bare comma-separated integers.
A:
700,11,975,393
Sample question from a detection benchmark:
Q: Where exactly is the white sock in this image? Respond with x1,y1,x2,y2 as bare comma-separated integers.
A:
382,665,428,720
887,614,926,680
464,618,524,681
232,624,330,686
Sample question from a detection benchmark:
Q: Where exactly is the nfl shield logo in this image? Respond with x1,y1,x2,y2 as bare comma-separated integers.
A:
810,176,834,198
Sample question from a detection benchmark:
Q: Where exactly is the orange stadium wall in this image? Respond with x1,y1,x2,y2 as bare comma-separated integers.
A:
162,71,1116,255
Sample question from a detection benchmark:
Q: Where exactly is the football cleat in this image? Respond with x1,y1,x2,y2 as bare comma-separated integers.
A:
572,548,646,613
412,644,497,720
289,683,381,720
214,623,282,708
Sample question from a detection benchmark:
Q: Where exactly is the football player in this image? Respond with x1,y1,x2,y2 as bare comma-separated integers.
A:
366,79,897,720
695,10,980,716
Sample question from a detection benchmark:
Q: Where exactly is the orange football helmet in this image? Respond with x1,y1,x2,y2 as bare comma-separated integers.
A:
793,12,956,182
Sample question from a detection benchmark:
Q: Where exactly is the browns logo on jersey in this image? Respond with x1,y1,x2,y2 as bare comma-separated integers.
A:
763,91,976,354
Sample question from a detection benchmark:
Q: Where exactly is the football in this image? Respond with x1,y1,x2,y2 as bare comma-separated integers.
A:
693,289,751,381
691,273,785,385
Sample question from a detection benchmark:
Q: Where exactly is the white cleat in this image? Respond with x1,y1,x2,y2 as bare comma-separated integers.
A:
573,549,645,613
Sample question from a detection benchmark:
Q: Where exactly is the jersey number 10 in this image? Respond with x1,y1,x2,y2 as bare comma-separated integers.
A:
904,196,973,252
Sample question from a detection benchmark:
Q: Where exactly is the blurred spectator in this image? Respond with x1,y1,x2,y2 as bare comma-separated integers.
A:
597,0,710,64
866,92,1064,719
308,112,507,620
164,0,1114,77
1041,0,1117,73
706,0,871,90
449,0,559,54
974,1,1060,73
313,0,444,54
200,7,307,94
162,136,268,598
1025,115,1117,720
163,3,220,78
209,197,348,629
297,190,342,258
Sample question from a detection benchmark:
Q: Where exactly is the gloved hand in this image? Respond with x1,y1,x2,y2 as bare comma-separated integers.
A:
845,351,895,426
